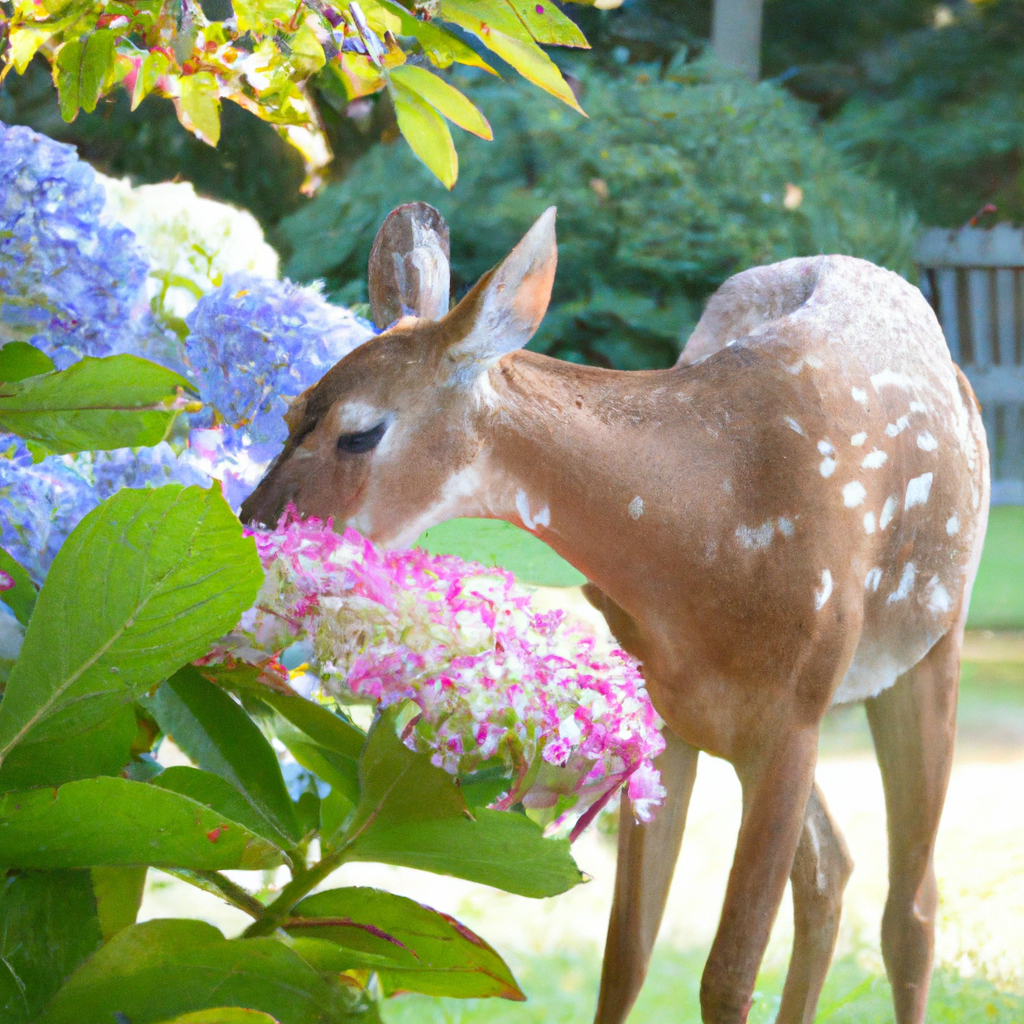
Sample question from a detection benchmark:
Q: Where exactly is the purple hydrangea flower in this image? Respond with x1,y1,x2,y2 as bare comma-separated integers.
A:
0,122,152,369
184,274,375,451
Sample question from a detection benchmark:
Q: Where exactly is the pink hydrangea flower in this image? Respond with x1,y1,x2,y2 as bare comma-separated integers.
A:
212,509,665,835
0,570,13,593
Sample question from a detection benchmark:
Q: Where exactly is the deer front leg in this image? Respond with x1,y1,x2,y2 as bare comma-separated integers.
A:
701,725,818,1024
777,783,854,1024
594,730,699,1024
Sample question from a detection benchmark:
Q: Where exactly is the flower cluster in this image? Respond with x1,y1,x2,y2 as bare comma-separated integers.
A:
212,511,666,832
184,275,373,456
0,123,151,369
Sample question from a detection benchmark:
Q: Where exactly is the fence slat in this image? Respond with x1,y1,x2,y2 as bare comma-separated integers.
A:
936,268,961,362
1004,403,1024,482
969,269,994,368
996,268,1015,366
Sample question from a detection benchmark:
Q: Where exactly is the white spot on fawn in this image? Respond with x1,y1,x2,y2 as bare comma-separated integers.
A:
946,513,960,535
820,458,837,478
904,472,933,509
910,401,927,413
852,387,868,404
862,449,888,469
880,496,898,530
888,563,916,603
863,511,876,534
843,481,867,507
885,416,910,437
871,369,918,390
721,479,733,495
818,440,835,456
865,567,883,592
917,431,938,451
805,354,825,369
516,490,550,531
784,416,807,437
736,522,775,550
926,576,952,615
815,569,833,610
628,496,644,520
851,432,868,447
777,517,795,538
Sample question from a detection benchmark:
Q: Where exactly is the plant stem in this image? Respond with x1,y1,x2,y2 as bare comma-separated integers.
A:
242,848,348,937
164,868,267,919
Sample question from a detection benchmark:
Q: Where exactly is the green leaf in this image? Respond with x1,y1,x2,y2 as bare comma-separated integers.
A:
286,887,524,999
0,354,194,454
0,547,37,628
179,72,222,146
0,870,103,1023
90,866,148,941
389,65,493,139
0,342,56,383
390,79,458,189
151,1011,283,1024
55,30,116,121
381,1,497,73
504,0,589,47
437,0,583,113
151,766,294,850
0,485,263,763
147,668,301,843
341,708,583,897
36,919,375,1024
0,777,282,870
415,518,586,586
0,703,136,792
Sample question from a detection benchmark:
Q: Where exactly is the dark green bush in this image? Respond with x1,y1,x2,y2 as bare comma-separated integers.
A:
278,57,917,369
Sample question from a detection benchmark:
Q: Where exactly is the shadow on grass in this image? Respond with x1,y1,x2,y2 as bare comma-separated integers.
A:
383,946,1024,1023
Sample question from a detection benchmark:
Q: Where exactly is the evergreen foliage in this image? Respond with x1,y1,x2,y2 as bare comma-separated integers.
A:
279,57,917,369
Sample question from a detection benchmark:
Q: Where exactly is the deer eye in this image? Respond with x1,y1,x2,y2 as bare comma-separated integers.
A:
337,420,388,454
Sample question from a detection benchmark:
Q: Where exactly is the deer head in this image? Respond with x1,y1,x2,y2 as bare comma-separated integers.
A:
239,203,557,544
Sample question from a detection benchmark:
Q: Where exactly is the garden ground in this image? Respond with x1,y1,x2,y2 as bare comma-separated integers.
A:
141,508,1024,1023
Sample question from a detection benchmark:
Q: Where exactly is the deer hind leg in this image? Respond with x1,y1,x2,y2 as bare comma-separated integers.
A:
700,724,819,1024
776,783,854,1024
593,729,699,1024
865,627,960,1024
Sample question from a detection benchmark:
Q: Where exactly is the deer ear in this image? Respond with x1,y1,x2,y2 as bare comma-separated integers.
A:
443,207,557,371
368,202,451,330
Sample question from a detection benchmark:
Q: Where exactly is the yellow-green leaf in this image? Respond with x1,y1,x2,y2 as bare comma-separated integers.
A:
381,0,497,73
389,65,492,139
131,50,169,111
178,72,221,146
438,0,584,113
8,24,54,74
233,0,294,34
290,21,325,77
390,78,458,188
504,0,589,47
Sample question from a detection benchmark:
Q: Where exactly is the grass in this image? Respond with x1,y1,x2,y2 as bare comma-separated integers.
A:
382,946,1024,1023
967,506,1024,630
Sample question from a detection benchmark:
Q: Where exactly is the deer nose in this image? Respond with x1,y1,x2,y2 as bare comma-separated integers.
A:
238,474,291,528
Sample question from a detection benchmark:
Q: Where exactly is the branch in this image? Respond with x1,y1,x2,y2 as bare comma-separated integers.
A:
163,868,267,920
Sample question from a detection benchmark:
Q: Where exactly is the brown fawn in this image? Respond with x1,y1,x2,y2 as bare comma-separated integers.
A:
242,204,990,1024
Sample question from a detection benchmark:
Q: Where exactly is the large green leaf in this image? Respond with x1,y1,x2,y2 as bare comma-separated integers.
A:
0,485,263,763
152,766,294,850
286,887,524,999
151,1011,283,1024
390,79,458,190
55,29,116,120
36,919,375,1024
0,870,103,1024
340,709,582,897
0,776,281,870
0,354,194,454
437,0,583,113
0,703,136,792
0,342,56,383
504,0,589,47
389,66,492,139
415,518,586,587
90,866,148,941
147,668,301,843
0,547,37,628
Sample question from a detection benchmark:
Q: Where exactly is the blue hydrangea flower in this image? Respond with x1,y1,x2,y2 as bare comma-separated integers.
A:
185,274,375,456
91,443,212,502
0,122,151,368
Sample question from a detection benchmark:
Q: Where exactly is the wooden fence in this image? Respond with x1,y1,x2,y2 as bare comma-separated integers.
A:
918,225,1024,504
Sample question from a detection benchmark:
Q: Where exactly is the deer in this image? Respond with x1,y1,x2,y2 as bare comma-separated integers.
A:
241,203,990,1024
